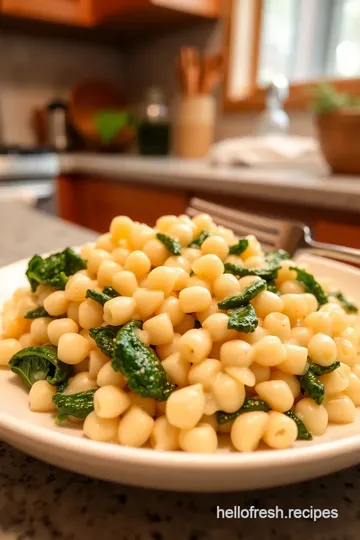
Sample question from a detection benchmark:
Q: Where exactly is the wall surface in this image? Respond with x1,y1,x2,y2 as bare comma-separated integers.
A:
0,32,124,145
123,21,316,141
1,20,315,146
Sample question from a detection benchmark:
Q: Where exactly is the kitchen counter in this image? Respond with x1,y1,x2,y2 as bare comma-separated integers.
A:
0,154,58,180
1,203,360,540
59,154,360,213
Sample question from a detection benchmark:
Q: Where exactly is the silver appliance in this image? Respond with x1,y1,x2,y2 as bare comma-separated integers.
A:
0,147,58,213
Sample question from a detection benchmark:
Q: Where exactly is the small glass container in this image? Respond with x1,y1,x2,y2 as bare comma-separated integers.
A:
138,88,170,156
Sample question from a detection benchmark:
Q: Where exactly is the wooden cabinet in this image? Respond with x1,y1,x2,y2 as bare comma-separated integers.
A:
57,175,188,232
1,0,219,27
1,0,94,26
93,0,220,23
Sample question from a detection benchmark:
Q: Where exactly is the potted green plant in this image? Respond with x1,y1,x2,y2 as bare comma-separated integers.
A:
312,83,360,175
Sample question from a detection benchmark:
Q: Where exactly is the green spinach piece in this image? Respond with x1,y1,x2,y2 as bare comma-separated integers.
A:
53,389,96,423
86,286,119,306
113,321,175,401
103,286,120,299
89,325,123,358
229,239,249,255
266,280,279,295
309,360,340,376
188,230,210,249
265,249,290,264
289,267,328,306
297,370,324,405
218,279,266,309
227,304,258,333
26,248,86,292
9,346,72,389
330,292,358,314
217,397,270,424
156,233,182,256
285,410,312,441
224,250,289,282
24,306,50,319
224,262,279,281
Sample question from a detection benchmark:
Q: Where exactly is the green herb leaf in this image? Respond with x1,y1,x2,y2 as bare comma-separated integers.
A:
86,286,119,306
53,389,96,423
289,267,328,306
218,278,266,309
156,233,182,256
309,83,353,114
89,325,123,358
26,248,86,292
216,397,270,424
229,239,249,255
224,262,279,281
102,286,120,299
188,230,210,249
113,321,175,401
265,249,290,264
285,410,312,441
330,292,358,314
224,250,289,283
227,304,258,333
9,346,72,389
297,370,324,405
309,360,340,376
24,306,50,319
266,279,279,295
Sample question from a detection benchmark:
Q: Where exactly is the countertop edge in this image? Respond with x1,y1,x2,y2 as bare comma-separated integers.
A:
58,154,360,213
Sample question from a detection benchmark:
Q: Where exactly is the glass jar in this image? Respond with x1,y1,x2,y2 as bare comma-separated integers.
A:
138,88,170,156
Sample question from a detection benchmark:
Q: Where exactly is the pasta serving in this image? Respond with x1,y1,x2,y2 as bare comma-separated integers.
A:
0,212,359,453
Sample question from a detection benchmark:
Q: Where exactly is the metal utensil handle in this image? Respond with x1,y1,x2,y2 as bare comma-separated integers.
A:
305,238,360,265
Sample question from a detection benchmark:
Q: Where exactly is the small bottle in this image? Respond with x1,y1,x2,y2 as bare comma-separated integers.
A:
253,75,289,136
46,99,69,151
138,88,170,156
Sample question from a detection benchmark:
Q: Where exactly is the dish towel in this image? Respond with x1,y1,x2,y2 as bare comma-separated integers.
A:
209,136,324,168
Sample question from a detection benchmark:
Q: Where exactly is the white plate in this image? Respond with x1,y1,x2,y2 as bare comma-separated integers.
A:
1,253,360,492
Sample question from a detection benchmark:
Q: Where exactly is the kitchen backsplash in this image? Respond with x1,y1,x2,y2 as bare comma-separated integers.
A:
0,32,124,145
0,22,314,146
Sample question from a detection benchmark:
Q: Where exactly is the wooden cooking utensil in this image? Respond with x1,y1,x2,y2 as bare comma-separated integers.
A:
200,53,224,94
179,47,201,96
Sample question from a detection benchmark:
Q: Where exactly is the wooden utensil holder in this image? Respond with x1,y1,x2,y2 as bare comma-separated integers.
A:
173,95,216,158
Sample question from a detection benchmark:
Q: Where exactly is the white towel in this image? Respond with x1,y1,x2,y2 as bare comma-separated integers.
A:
210,136,323,168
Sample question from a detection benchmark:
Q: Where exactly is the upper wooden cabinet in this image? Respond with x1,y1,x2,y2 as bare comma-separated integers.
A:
93,0,220,22
1,0,220,27
1,0,94,26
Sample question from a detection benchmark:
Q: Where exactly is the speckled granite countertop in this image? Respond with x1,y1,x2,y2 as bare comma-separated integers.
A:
1,202,360,540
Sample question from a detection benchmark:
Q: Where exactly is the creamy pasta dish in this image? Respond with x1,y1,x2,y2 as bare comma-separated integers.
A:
0,212,359,453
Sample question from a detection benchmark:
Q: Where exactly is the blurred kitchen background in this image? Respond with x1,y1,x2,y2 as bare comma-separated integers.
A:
1,0,360,248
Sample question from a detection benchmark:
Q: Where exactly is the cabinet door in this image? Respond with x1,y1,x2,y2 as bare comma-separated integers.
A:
57,176,189,231
1,0,93,26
